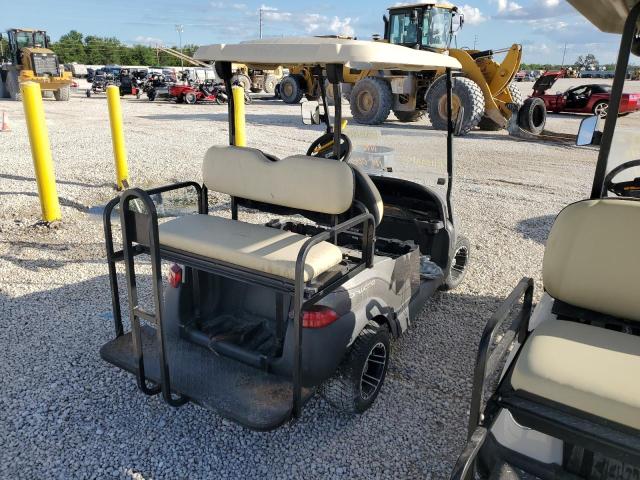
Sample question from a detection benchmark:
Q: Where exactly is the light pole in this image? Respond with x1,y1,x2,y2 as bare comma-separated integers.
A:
175,24,184,68
259,8,264,39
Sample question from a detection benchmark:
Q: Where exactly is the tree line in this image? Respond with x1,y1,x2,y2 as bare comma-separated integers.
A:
50,30,199,66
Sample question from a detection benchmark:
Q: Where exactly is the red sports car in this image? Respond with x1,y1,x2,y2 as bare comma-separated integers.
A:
531,70,640,118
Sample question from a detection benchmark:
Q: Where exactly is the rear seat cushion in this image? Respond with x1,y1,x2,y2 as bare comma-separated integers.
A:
543,198,640,322
202,146,355,215
511,320,640,430
158,214,343,282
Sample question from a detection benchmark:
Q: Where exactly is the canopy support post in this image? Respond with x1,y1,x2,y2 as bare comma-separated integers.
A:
590,2,640,199
215,61,236,146
326,64,344,160
445,67,455,226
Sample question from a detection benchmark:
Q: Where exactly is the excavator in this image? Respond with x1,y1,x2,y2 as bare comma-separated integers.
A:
0,28,73,101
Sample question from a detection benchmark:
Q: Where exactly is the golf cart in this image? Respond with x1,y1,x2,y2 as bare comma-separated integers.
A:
451,0,640,478
100,37,467,430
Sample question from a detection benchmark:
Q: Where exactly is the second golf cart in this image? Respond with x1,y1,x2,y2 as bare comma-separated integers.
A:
101,37,467,430
451,0,640,477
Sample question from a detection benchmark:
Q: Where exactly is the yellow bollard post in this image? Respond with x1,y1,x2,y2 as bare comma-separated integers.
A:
21,81,61,223
106,85,130,190
232,85,246,147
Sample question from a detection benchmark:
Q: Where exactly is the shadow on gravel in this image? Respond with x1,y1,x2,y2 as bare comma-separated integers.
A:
136,112,315,129
515,214,555,244
0,191,87,211
0,173,112,189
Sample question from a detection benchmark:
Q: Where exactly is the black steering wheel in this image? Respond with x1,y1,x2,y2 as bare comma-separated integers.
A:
604,159,640,197
306,132,352,162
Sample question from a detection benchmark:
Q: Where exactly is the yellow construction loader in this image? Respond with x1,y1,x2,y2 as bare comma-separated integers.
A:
231,63,283,94
279,4,533,135
0,28,73,101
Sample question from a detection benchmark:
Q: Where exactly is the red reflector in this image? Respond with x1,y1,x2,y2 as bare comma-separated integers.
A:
302,307,339,328
168,264,182,288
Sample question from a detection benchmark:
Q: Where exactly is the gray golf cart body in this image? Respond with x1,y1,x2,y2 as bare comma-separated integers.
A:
100,38,465,430
450,1,640,478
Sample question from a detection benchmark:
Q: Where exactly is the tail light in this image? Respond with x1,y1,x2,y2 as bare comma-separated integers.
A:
168,263,182,288
302,306,339,328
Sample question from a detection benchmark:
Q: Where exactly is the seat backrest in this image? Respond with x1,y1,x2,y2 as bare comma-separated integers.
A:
351,165,384,226
543,198,640,322
203,146,354,215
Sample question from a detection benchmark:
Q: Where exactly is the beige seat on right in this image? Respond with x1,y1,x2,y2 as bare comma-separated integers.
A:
511,198,640,430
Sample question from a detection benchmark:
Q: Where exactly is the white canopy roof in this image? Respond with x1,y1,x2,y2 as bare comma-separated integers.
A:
567,0,638,33
194,37,461,71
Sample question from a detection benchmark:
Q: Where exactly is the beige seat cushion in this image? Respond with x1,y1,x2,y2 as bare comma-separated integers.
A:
512,320,640,430
543,198,640,322
158,214,343,282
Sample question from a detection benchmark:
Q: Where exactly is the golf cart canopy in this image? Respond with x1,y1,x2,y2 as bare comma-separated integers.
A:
567,0,639,33
194,37,461,71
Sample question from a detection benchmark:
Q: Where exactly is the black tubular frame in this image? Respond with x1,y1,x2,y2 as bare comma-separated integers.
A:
104,179,375,419
467,277,534,437
591,1,640,199
445,67,455,225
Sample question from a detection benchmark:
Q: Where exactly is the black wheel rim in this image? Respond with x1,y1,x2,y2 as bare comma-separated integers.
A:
450,245,469,283
360,342,387,400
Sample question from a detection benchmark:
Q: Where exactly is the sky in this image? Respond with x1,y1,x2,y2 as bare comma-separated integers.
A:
2,0,625,65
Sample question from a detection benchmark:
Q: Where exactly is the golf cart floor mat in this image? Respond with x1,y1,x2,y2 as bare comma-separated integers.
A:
100,325,313,430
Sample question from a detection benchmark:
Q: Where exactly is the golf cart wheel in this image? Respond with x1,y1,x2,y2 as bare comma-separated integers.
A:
279,75,304,104
393,110,424,122
263,74,277,94
53,86,70,101
426,76,484,135
349,77,393,125
518,97,546,135
441,235,471,291
593,100,609,118
184,92,197,104
321,321,390,414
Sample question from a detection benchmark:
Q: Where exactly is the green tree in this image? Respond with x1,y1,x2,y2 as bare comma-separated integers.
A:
51,30,85,63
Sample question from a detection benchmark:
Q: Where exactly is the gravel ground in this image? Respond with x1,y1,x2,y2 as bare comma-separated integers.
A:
1,78,639,479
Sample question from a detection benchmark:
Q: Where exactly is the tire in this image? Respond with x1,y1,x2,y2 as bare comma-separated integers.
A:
86,89,91,98
53,86,70,101
320,321,391,414
148,89,156,101
250,87,262,93
244,92,252,105
231,74,251,93
349,77,393,125
393,110,424,122
279,75,304,104
263,74,277,94
441,235,471,291
478,83,523,131
426,76,484,135
184,92,197,104
518,97,546,135
6,71,21,101
593,100,609,118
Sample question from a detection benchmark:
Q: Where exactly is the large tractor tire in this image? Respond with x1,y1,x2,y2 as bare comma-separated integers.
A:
393,110,424,122
263,74,277,94
279,75,304,104
426,76,484,135
478,83,523,131
349,77,393,125
231,74,251,93
518,97,546,135
54,86,70,101
5,71,21,101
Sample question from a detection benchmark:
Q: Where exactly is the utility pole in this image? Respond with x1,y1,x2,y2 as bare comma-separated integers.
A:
259,8,264,39
155,45,160,66
561,42,567,68
175,24,184,68
473,34,478,50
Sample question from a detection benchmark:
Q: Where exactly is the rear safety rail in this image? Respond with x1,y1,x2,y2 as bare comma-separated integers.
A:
467,277,534,437
103,181,376,418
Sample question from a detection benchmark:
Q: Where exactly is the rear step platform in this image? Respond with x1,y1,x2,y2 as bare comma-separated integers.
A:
100,325,314,431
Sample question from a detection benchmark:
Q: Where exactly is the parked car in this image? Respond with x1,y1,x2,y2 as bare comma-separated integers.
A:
531,70,640,117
